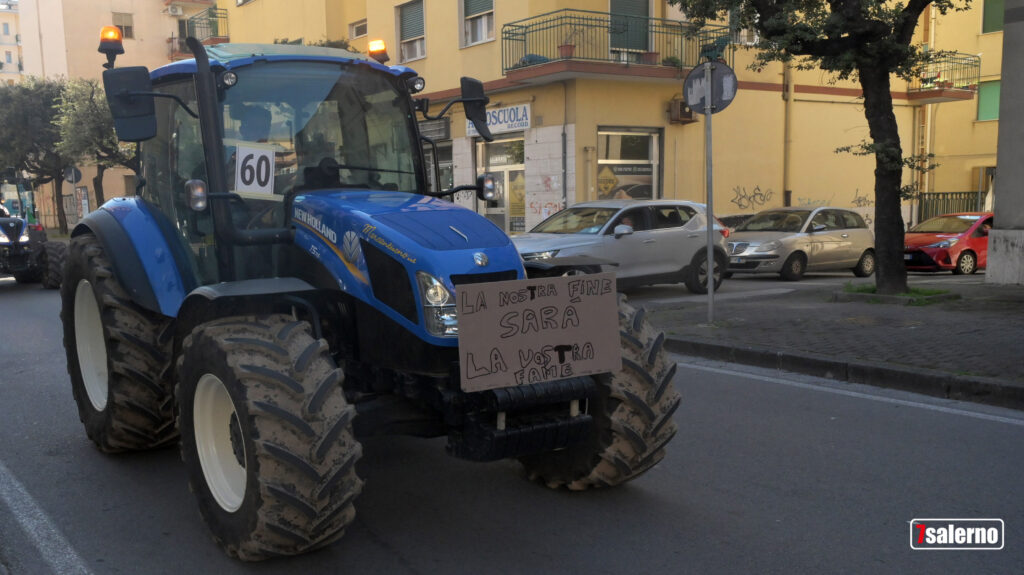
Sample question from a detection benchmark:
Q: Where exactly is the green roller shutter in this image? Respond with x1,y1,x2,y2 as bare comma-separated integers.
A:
983,0,1004,33
977,80,1000,121
400,1,424,40
610,0,650,51
465,0,492,17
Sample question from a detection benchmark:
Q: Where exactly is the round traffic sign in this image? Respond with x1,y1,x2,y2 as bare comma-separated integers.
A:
683,62,738,115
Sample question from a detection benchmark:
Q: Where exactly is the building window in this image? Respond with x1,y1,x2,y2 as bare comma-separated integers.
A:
349,19,367,39
977,80,1000,121
463,0,493,46
398,1,425,62
983,0,1004,33
4,51,10,64
2,23,9,36
112,13,134,40
597,130,660,200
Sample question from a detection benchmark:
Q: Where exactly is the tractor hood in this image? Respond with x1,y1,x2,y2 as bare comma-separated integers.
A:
0,217,25,241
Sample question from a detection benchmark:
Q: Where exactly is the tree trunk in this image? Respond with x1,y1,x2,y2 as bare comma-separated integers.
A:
53,171,68,235
858,64,908,294
93,164,106,207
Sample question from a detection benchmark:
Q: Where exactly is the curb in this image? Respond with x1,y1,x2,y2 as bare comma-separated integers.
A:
665,336,1024,411
830,291,962,305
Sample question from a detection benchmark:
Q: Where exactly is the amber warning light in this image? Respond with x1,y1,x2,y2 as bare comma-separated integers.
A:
367,39,389,64
98,26,125,69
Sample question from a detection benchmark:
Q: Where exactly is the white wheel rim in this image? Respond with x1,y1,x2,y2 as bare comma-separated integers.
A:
74,280,109,411
194,374,246,512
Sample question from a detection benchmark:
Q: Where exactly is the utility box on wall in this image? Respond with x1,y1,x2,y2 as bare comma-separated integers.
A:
668,99,696,124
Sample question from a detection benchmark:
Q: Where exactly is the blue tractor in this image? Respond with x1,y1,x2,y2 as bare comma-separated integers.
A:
61,31,680,560
0,177,65,288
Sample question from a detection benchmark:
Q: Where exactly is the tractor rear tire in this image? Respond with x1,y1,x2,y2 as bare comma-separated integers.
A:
519,295,680,490
40,241,67,289
176,315,363,561
61,233,177,452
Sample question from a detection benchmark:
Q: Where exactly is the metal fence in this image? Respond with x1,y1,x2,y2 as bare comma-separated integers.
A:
918,191,987,221
502,9,733,74
908,52,981,92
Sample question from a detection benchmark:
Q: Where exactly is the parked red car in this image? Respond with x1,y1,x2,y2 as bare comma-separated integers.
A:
904,212,993,274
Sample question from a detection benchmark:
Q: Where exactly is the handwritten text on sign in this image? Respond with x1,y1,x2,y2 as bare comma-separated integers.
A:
456,272,621,393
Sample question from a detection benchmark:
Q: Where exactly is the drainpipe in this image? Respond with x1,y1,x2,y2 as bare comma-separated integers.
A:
782,63,793,205
562,80,568,206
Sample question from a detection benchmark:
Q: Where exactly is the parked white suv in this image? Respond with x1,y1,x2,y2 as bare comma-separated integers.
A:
512,200,729,293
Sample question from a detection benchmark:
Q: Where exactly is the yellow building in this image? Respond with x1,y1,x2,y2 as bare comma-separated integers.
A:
0,0,22,85
222,0,993,234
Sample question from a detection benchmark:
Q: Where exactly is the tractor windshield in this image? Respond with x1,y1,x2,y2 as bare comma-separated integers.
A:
220,61,423,196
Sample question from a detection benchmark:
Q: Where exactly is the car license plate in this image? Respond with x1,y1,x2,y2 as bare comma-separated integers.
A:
733,257,745,264
904,254,912,260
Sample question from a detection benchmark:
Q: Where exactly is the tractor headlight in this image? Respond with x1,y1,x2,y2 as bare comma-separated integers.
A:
417,272,458,337
19,230,30,243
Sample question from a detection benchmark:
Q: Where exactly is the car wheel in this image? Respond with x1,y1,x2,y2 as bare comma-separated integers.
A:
852,250,875,277
954,251,977,275
780,252,806,281
683,250,725,294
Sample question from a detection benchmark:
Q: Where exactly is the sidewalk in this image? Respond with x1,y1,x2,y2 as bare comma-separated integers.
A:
647,278,1024,410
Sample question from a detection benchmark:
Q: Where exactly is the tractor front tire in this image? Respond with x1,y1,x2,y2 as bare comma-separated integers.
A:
519,295,681,489
40,241,67,289
61,233,177,452
176,315,363,561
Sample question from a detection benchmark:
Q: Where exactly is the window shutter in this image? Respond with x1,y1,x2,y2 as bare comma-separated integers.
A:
610,0,649,51
610,0,649,17
983,0,1004,33
977,81,1000,121
465,0,492,18
400,1,424,40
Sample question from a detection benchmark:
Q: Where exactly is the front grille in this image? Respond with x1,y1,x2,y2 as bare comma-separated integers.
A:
451,270,518,285
904,251,937,267
362,240,418,323
729,261,761,270
1,220,21,241
728,242,749,255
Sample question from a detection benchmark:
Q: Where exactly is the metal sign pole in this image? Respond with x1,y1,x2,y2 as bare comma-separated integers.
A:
704,60,715,324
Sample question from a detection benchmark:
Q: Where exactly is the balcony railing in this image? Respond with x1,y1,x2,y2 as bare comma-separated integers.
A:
502,9,733,74
168,36,189,60
187,7,228,43
908,52,981,104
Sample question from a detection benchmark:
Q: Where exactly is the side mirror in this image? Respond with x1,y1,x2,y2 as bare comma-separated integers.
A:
460,77,492,142
811,224,826,233
476,173,497,201
102,66,157,142
614,224,634,238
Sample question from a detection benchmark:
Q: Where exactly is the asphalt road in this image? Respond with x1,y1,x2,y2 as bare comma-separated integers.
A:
1,277,1022,574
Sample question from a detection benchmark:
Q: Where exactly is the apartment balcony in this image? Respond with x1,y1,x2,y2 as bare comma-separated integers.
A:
168,36,190,61
502,9,733,85
165,0,214,6
187,7,228,45
907,53,981,105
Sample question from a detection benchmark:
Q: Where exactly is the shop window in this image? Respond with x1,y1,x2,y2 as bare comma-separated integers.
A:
399,1,425,62
597,130,659,200
113,13,133,40
977,80,1000,121
463,0,493,46
983,0,1004,33
350,19,367,39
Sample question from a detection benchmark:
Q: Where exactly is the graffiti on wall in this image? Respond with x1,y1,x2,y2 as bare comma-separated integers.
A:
730,185,774,211
850,188,874,207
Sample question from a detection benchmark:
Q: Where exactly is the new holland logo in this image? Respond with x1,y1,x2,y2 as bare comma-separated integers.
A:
294,208,338,243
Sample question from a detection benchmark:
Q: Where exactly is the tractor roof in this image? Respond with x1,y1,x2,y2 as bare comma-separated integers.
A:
151,43,414,81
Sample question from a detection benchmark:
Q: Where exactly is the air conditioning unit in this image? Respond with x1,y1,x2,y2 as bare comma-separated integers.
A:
167,5,184,16
668,99,696,124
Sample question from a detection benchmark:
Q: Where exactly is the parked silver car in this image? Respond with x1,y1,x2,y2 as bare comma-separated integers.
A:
512,200,728,293
726,207,875,281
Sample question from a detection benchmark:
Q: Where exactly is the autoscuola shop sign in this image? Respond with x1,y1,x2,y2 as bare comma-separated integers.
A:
467,104,531,137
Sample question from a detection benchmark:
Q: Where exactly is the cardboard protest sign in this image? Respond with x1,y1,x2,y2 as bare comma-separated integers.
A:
456,272,621,393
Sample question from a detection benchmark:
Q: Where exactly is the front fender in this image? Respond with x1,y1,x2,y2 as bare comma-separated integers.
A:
72,197,192,316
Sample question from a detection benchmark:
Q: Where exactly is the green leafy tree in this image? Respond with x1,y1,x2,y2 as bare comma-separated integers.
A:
56,78,138,208
0,77,76,234
669,0,969,294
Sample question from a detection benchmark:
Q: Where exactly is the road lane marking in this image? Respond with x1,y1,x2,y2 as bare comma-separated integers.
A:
0,459,94,575
679,362,1024,428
